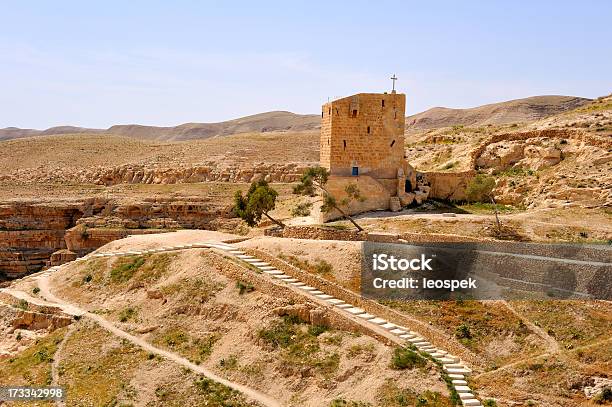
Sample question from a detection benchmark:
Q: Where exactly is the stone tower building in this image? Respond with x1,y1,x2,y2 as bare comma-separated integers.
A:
318,91,421,221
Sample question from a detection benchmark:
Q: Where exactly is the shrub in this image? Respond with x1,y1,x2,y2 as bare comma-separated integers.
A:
483,399,498,407
390,346,426,370
455,324,473,339
16,299,29,310
118,307,137,322
291,202,313,217
83,274,93,283
32,287,40,295
236,281,255,295
314,259,333,274
308,324,329,337
594,387,612,404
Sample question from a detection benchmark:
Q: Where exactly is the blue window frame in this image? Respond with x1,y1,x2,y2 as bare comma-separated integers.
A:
352,167,359,176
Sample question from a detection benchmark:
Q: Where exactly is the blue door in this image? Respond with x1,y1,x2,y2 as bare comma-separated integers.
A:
352,167,359,176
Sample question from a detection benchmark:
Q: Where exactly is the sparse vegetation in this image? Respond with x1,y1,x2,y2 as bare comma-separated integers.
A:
259,315,340,375
236,280,255,295
193,376,251,406
390,346,427,370
118,306,137,322
110,256,146,283
291,201,313,217
153,327,219,365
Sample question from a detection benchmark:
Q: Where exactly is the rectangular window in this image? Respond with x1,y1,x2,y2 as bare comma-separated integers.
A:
352,109,357,118
390,140,396,147
343,140,346,150
382,100,385,107
352,167,359,176
367,126,370,134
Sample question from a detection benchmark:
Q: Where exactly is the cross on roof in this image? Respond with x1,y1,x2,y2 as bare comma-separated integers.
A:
390,74,398,91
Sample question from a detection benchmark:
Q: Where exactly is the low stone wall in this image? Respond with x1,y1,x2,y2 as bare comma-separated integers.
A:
266,226,492,244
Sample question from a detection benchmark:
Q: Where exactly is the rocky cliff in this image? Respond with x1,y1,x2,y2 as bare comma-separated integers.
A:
0,197,236,279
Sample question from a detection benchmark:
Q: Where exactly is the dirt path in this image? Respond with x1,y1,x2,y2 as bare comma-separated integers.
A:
36,272,280,407
500,300,560,354
51,324,77,407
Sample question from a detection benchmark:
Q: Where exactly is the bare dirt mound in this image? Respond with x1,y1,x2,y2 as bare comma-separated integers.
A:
406,95,591,131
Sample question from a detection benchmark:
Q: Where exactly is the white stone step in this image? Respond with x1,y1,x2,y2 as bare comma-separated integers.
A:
368,318,387,325
326,299,345,305
448,374,465,380
445,367,471,375
452,380,468,386
263,270,283,275
446,363,466,369
249,262,270,267
407,337,424,343
459,393,474,400
454,386,472,393
315,294,333,299
192,243,211,248
229,250,245,255
399,334,416,339
258,266,276,271
358,313,376,319
236,255,254,259
310,291,324,295
345,307,365,315
438,354,460,363
283,278,299,283
381,323,396,330
413,341,431,347
336,303,353,309
273,275,291,279
300,286,317,291
418,345,435,351
390,328,407,335
290,282,305,287
461,400,482,406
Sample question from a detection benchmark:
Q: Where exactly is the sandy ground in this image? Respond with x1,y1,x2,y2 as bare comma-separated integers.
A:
96,229,242,252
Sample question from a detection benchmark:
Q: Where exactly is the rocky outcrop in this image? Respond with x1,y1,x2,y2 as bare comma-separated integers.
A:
0,197,236,278
0,162,310,186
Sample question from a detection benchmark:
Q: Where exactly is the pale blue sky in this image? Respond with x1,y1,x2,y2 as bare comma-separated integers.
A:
1,0,611,129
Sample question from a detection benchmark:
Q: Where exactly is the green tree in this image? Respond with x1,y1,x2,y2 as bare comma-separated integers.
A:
466,173,501,229
234,180,285,228
293,166,365,232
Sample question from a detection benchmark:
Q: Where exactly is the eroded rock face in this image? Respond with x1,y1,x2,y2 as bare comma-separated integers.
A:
0,162,310,186
0,197,236,278
476,138,563,172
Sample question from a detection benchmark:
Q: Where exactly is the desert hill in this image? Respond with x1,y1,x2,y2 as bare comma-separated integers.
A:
0,111,320,142
406,95,591,131
1,95,591,142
